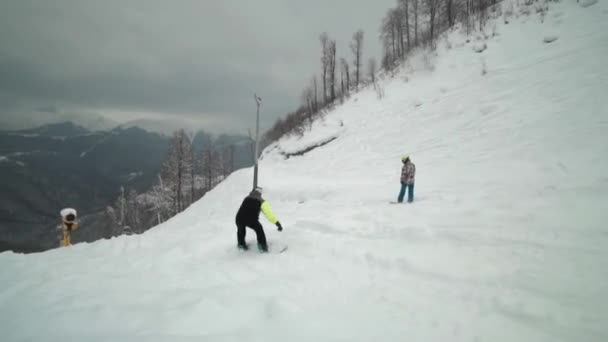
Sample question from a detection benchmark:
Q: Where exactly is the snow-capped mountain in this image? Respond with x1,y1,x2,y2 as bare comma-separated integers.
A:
117,118,204,137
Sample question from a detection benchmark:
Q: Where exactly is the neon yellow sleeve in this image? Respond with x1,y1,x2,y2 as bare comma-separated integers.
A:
261,201,279,224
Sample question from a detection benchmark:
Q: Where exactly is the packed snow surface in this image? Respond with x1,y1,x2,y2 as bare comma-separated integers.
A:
1,1,607,341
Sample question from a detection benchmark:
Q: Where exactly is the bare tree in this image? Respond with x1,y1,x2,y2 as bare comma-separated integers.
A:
105,206,120,236
307,89,315,124
478,0,487,30
381,9,400,68
161,129,194,213
125,189,141,233
319,32,329,104
118,186,126,228
200,140,224,193
446,0,454,27
340,67,345,102
425,0,441,44
329,40,337,102
262,0,498,149
185,131,197,206
400,0,411,51
368,58,378,84
149,174,172,225
224,145,235,177
413,0,419,46
113,186,127,235
392,9,401,58
395,8,404,58
301,85,315,128
350,30,364,88
109,186,142,235
313,75,319,112
382,43,392,71
340,58,350,91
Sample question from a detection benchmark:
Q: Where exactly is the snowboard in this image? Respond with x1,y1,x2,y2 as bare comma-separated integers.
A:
238,243,288,254
274,244,289,253
265,241,288,254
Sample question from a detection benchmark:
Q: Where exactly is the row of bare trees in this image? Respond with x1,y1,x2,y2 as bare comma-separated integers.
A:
381,0,499,69
263,0,501,146
263,29,379,145
107,130,237,235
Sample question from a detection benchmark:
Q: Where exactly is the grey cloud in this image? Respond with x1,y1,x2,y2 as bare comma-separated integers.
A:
0,0,395,132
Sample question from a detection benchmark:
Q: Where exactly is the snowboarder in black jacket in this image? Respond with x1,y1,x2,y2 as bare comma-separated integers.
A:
235,187,283,252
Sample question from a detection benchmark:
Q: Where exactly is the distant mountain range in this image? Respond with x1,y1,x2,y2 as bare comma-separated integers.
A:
0,122,253,253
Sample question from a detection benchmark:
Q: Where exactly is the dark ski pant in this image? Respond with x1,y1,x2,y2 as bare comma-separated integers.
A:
398,183,414,203
236,220,267,247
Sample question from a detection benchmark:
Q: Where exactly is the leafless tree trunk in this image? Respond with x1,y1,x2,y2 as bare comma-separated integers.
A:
395,9,404,58
320,32,329,104
161,129,194,214
368,58,377,84
382,44,391,70
464,0,474,34
381,9,400,68
126,189,140,233
340,58,350,93
149,173,171,225
478,0,486,30
414,0,419,46
301,85,315,128
391,12,397,58
203,149,212,193
200,138,216,193
185,131,196,206
345,63,350,91
446,0,454,27
340,67,345,102
313,76,319,112
307,97,314,122
329,40,337,102
427,0,440,44
119,186,125,227
350,30,364,89
401,0,411,50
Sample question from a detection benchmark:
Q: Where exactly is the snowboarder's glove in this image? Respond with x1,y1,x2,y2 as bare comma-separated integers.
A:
276,222,283,232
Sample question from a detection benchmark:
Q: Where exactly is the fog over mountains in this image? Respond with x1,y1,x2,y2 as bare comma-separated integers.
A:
0,122,253,252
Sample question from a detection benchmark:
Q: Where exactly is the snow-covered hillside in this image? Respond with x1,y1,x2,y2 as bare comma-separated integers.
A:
2,1,607,341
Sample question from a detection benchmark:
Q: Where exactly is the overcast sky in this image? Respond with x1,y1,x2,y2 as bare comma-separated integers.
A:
0,0,396,134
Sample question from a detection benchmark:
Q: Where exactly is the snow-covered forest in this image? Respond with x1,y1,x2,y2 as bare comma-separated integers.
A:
106,130,242,236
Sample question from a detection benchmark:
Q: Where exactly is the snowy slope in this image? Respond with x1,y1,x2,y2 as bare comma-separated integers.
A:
2,1,608,341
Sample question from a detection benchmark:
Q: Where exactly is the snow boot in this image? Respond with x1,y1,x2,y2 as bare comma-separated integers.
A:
258,243,269,253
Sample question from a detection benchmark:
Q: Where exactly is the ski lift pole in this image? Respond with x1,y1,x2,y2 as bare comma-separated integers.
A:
253,94,262,189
